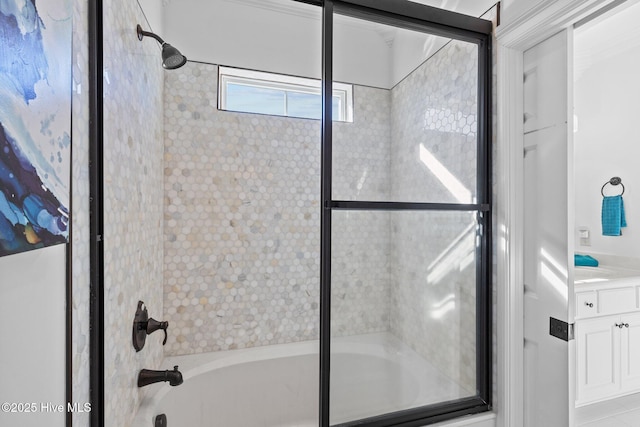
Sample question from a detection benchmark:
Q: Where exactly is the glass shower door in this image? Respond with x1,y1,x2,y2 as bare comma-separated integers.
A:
319,2,493,425
330,210,480,424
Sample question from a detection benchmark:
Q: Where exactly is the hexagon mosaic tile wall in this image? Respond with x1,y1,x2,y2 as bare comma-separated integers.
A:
162,38,481,398
389,39,479,393
103,2,165,426
163,63,391,355
71,0,90,425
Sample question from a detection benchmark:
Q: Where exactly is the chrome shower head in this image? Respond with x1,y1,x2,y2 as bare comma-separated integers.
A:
136,24,187,70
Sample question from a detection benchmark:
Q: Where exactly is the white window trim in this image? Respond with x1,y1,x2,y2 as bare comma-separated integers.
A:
218,66,353,122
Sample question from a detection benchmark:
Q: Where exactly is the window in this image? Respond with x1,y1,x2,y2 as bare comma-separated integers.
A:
218,66,353,122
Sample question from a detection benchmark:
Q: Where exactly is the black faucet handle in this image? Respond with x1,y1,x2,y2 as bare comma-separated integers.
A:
146,318,169,345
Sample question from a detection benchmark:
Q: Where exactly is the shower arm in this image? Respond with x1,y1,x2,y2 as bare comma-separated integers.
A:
137,25,166,46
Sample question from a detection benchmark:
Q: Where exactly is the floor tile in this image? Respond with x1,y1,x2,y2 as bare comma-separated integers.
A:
613,407,640,424
576,399,627,424
578,415,631,427
613,393,640,411
575,393,640,426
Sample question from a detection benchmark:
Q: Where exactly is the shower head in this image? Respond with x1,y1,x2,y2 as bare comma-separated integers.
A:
136,24,187,70
161,44,187,70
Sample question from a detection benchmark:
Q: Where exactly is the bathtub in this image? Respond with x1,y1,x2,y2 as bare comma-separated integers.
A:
132,332,469,427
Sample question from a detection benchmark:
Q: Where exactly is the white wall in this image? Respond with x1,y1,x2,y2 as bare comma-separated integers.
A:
159,0,486,89
574,3,640,258
162,0,397,87
138,0,164,35
163,0,322,82
390,29,452,88
0,245,66,427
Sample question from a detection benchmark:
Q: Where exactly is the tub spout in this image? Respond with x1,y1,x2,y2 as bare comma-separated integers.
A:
138,365,183,387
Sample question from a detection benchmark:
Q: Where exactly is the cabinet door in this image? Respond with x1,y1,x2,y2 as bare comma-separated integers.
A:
621,312,640,392
576,316,620,404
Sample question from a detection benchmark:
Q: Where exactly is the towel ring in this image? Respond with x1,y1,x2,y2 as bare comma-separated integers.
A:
601,176,625,197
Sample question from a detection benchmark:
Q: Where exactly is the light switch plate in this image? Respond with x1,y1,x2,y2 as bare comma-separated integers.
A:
578,226,590,246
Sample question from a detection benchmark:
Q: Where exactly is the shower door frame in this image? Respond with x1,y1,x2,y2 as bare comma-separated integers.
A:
87,1,492,426
314,1,494,426
88,0,105,426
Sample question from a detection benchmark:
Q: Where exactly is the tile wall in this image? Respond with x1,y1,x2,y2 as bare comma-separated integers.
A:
331,85,392,337
102,2,166,426
163,62,392,355
71,0,90,424
389,39,480,393
162,43,480,398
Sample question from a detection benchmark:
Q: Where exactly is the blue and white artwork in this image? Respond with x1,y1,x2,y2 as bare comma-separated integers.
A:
0,0,72,257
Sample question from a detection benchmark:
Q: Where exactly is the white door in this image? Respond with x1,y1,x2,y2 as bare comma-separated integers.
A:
522,29,575,427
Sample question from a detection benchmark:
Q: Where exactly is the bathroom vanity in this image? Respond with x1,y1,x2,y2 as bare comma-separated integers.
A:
575,265,640,406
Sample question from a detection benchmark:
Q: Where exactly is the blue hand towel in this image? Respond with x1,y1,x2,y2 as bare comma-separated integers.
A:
602,195,627,236
575,254,599,267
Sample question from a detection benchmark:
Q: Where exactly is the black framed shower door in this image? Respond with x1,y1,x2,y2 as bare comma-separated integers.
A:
316,1,493,426
88,1,492,426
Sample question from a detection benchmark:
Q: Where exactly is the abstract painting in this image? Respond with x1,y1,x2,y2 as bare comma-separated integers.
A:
0,0,72,257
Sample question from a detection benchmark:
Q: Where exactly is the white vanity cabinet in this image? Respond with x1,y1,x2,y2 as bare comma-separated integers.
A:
575,280,640,406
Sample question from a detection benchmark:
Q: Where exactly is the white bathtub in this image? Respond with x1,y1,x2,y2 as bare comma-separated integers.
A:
132,332,469,427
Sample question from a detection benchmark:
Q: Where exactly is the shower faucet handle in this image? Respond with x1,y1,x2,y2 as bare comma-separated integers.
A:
146,318,169,345
133,301,170,351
